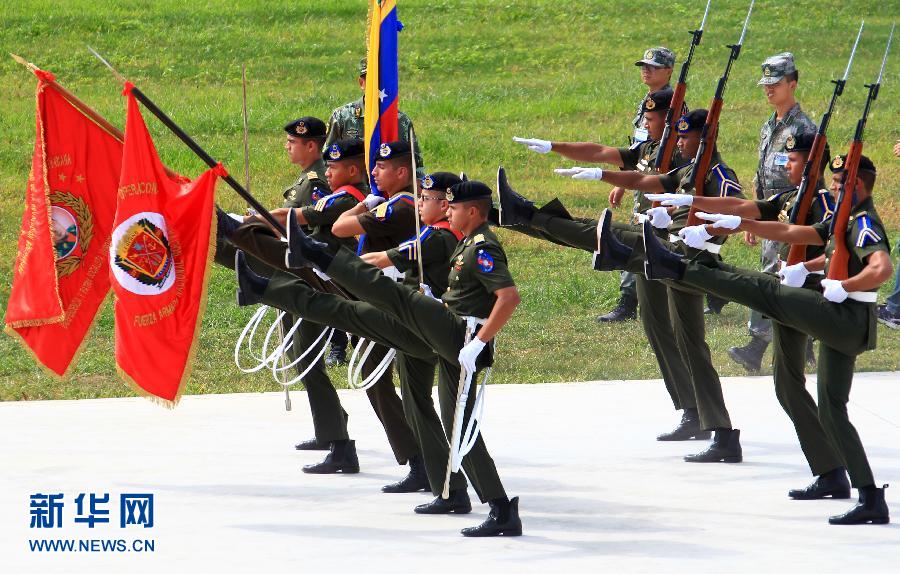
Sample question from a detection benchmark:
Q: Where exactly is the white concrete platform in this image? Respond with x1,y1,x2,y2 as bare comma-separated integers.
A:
2,373,899,573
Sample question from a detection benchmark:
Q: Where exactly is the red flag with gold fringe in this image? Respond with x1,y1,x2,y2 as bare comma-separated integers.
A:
4,70,121,377
109,84,220,405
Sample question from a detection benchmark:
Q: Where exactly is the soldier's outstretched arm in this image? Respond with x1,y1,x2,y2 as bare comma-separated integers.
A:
512,136,624,166
645,193,761,218
737,219,823,246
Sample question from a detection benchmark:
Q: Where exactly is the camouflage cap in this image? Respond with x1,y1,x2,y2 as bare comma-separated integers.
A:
420,172,462,194
446,180,492,204
757,52,797,85
359,57,368,77
326,138,365,162
676,109,707,134
376,140,412,161
830,154,876,175
641,87,674,114
284,116,326,139
635,47,676,69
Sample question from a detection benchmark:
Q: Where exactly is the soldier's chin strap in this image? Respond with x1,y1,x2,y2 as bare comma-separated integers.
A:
442,316,492,499
346,337,396,390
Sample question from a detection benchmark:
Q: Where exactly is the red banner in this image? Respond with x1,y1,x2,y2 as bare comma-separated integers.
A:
110,85,220,405
4,72,122,377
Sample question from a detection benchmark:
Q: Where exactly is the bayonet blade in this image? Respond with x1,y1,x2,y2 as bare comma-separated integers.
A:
699,0,712,31
843,21,865,81
738,0,755,45
876,23,895,85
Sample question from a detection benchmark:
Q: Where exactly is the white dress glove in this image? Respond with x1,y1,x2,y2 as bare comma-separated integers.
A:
778,262,810,288
554,167,604,180
512,136,552,154
227,212,245,223
678,225,713,249
644,193,694,207
364,194,386,210
419,283,436,300
458,337,487,374
697,212,742,230
645,206,672,229
821,279,849,303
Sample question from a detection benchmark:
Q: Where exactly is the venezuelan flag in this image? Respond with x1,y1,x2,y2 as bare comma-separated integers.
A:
364,0,402,195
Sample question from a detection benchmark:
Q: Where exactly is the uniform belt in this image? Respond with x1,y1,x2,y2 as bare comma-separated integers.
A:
809,270,824,275
847,291,877,303
669,234,721,254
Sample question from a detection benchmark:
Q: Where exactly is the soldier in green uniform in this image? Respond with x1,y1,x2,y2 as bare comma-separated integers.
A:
511,90,704,445
644,131,848,497
323,57,423,176
504,109,744,462
641,154,891,525
276,179,523,537
730,53,818,372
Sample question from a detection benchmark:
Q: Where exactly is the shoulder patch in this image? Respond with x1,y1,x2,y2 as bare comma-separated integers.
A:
473,233,486,245
476,249,494,273
855,215,882,248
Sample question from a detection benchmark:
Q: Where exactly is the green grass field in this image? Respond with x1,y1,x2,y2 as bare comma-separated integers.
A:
1,0,898,401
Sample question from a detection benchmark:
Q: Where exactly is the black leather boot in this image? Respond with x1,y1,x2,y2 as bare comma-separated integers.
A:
789,467,851,500
461,496,522,537
294,438,330,451
382,454,430,493
592,208,632,271
829,485,890,525
596,293,638,323
302,439,360,474
415,490,472,515
657,408,712,441
727,335,770,373
684,428,742,463
641,219,685,280
286,209,333,270
235,251,270,307
496,166,536,226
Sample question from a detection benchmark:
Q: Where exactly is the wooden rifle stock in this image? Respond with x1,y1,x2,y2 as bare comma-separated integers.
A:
785,134,827,265
685,98,722,227
826,141,863,281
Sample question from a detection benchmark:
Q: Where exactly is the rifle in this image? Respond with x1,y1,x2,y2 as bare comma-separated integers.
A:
785,21,864,265
685,0,755,227
655,0,711,174
827,24,894,281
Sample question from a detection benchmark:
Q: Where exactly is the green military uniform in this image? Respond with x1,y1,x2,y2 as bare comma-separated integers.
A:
676,192,888,487
752,180,843,476
282,157,330,211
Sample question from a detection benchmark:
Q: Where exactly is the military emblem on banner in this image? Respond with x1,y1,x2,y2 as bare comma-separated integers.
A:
49,191,94,278
111,212,175,295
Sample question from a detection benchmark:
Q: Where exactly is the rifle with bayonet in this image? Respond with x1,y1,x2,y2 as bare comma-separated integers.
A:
655,0,711,175
827,24,894,281
685,0,755,227
785,21,864,266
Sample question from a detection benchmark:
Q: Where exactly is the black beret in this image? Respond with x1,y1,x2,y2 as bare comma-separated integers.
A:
676,109,707,134
446,180,493,204
642,87,674,114
326,138,365,162
830,154,876,174
421,172,462,193
284,116,326,139
784,132,817,153
376,140,412,161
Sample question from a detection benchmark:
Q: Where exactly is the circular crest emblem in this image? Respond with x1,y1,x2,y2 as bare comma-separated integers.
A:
763,65,772,77
445,191,455,202
785,135,796,150
677,119,689,132
295,121,308,135
49,191,93,278
422,175,434,190
328,144,342,160
644,97,656,111
644,49,654,60
832,156,844,169
51,205,79,261
110,212,175,295
379,143,391,158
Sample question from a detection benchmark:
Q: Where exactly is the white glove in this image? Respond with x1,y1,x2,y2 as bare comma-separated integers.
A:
227,212,245,223
644,193,694,207
778,262,810,288
697,212,741,230
364,194,386,210
678,225,713,249
554,167,604,180
458,337,486,375
821,279,849,303
419,283,436,300
512,136,552,154
645,206,672,229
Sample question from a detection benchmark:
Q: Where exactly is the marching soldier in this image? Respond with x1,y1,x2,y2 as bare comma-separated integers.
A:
730,53,817,372
641,154,891,525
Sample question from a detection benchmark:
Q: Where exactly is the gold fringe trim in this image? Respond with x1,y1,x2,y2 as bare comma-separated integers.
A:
37,80,66,319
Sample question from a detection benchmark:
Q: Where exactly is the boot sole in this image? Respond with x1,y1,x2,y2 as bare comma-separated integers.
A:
461,527,523,537
382,485,430,493
684,455,742,463
829,517,890,525
302,466,360,474
415,505,473,515
657,431,712,441
789,490,852,500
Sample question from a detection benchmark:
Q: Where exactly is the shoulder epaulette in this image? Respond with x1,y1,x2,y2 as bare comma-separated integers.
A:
711,163,742,197
855,214,882,248
473,233,486,245
306,171,319,181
